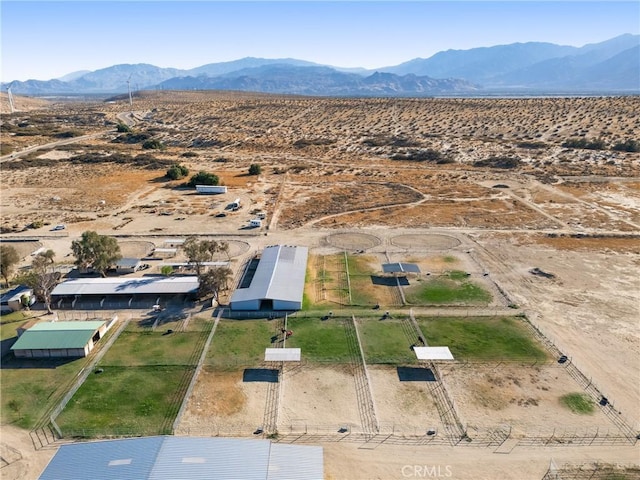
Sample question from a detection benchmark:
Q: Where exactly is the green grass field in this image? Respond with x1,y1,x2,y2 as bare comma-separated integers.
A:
56,365,190,435
358,318,417,364
1,356,89,428
417,316,549,362
205,319,274,367
100,327,208,367
405,274,492,305
283,317,351,362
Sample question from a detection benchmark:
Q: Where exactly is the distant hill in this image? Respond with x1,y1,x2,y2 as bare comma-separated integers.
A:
2,34,638,96
158,64,478,96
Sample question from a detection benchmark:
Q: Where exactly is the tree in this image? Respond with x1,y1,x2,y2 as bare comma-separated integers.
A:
248,163,262,175
71,231,122,277
183,236,228,276
166,163,189,180
161,265,174,276
197,267,233,301
21,250,59,314
116,122,132,133
188,171,219,187
0,245,20,287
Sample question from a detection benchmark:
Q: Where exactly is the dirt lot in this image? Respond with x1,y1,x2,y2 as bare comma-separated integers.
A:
1,93,638,480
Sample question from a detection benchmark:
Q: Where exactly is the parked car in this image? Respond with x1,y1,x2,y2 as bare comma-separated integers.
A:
51,224,66,231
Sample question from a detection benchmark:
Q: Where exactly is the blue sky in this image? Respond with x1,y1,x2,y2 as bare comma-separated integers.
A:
1,1,638,82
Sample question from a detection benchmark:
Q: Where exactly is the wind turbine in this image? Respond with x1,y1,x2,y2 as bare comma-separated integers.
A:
6,83,15,114
127,74,133,108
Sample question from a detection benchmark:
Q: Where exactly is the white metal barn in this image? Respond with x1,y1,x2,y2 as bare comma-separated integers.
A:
230,245,308,311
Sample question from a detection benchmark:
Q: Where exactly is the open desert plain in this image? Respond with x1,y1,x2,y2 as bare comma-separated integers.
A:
0,91,639,480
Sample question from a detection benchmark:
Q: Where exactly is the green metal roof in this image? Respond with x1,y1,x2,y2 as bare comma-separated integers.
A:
11,321,105,351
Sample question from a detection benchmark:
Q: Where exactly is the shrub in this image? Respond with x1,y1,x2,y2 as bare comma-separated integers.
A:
116,123,132,133
142,139,165,150
390,149,452,163
188,171,219,187
611,139,639,152
473,156,521,169
166,163,189,180
562,137,607,150
248,163,262,175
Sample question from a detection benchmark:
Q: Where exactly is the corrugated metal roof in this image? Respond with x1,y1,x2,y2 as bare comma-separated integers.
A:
39,436,164,480
150,437,271,480
268,443,324,480
51,277,199,296
414,346,454,360
382,262,421,274
265,348,301,362
116,257,140,267
39,437,323,480
230,245,308,308
11,321,105,350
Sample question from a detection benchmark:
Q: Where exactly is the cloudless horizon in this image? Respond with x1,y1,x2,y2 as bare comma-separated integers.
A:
1,1,639,82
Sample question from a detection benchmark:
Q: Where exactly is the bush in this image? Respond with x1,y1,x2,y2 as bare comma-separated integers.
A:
611,139,639,152
248,163,262,175
166,163,189,180
562,137,607,150
473,156,521,169
188,171,219,187
116,123,132,133
142,139,165,150
391,149,453,164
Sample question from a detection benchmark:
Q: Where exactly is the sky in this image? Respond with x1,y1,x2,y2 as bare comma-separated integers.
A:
1,1,639,82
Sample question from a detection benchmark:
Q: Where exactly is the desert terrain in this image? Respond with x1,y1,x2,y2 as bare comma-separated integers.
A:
0,91,638,479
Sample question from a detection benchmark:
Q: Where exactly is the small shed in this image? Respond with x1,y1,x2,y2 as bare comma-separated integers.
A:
0,285,34,313
163,239,185,248
115,258,141,274
152,248,178,258
11,320,108,358
382,263,421,274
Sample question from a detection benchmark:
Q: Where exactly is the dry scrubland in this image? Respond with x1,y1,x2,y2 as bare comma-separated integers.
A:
1,91,639,480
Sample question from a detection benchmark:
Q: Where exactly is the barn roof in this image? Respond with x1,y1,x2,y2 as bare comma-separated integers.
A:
11,321,106,351
230,245,308,307
38,436,323,480
51,277,199,296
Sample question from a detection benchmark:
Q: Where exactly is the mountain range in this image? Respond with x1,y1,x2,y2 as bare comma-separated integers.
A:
4,34,638,97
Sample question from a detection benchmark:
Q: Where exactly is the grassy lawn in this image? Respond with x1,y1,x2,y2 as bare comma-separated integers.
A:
405,274,492,305
56,365,190,435
206,319,274,367
100,322,210,367
1,356,89,428
358,318,416,364
283,317,351,362
417,316,549,362
559,393,595,414
349,275,381,306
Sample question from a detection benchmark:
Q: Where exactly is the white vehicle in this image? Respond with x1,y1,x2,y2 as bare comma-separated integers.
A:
51,224,66,231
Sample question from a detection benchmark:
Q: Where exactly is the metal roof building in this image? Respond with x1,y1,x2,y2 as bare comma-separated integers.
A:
11,320,108,358
230,245,308,311
39,436,323,480
51,277,199,297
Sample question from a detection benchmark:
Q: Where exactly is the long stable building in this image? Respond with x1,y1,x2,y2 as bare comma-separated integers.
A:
11,320,109,358
51,276,199,308
230,245,308,311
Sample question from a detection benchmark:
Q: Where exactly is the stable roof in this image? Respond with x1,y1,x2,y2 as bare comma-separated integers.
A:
382,262,421,274
413,346,454,360
51,277,199,296
11,321,105,351
265,348,301,362
230,245,308,308
38,436,323,480
115,257,140,268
